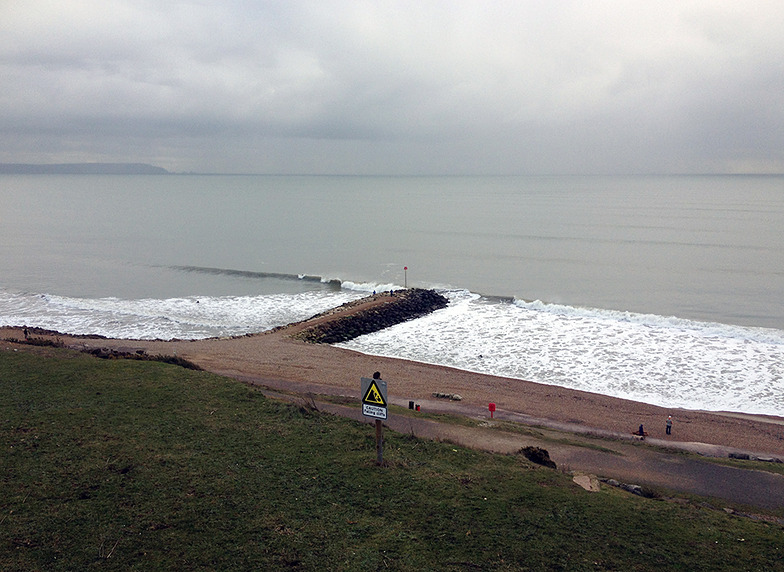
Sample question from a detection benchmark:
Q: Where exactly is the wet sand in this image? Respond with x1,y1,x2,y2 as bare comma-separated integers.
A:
4,294,784,457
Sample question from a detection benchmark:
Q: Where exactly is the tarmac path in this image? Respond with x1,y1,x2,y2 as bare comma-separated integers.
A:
251,382,784,513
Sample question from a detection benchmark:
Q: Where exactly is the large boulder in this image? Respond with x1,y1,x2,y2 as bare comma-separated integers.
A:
519,446,557,469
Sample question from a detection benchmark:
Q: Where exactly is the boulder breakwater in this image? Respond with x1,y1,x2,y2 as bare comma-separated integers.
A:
293,288,448,344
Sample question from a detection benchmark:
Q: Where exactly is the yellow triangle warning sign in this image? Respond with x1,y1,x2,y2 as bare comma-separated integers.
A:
362,380,387,407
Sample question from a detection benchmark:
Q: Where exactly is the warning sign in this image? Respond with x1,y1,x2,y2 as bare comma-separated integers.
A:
362,403,387,419
363,380,387,407
361,377,388,419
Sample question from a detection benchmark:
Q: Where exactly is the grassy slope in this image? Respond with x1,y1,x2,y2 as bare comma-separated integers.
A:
2,347,783,571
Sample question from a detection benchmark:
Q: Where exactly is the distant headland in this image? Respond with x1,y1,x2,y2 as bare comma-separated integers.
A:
0,162,170,175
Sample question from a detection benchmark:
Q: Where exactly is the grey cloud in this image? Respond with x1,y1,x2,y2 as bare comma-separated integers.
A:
1,1,783,173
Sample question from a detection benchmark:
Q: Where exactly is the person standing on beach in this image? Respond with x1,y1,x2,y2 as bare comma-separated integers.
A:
666,415,673,435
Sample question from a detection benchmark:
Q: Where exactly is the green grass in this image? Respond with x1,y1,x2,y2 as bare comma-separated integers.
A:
2,347,783,571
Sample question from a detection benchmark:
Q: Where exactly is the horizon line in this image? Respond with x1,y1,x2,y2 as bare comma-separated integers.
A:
1,162,782,177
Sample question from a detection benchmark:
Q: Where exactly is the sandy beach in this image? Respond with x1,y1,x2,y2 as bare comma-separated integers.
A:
4,294,784,458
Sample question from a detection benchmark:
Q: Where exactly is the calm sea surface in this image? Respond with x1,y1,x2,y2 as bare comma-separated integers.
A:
2,174,783,415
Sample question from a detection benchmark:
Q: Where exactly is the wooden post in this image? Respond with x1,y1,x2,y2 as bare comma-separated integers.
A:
362,374,387,465
375,419,383,465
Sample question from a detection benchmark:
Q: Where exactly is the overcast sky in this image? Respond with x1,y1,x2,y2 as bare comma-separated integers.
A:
1,1,783,174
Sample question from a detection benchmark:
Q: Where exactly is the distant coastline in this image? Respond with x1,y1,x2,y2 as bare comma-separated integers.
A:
0,162,169,175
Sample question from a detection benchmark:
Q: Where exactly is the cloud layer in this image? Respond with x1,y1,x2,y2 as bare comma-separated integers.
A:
2,1,783,174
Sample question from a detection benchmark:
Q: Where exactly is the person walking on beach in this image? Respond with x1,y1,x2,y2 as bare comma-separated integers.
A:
666,415,673,435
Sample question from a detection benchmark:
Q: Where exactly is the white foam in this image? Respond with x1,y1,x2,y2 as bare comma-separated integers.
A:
515,298,784,345
338,292,784,417
340,280,403,293
0,288,366,340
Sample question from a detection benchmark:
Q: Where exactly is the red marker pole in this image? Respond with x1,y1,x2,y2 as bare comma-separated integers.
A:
489,403,496,419
404,266,408,289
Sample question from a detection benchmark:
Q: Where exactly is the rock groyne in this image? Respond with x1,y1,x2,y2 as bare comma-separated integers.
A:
293,288,448,344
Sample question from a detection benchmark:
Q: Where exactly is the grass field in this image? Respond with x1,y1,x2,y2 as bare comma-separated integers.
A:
2,345,783,571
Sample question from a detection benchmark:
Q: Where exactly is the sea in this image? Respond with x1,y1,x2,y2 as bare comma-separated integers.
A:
2,174,783,416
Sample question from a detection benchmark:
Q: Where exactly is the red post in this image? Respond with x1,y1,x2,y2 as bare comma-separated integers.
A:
489,403,496,419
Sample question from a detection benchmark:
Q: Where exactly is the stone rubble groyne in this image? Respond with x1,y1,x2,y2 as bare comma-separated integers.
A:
293,288,449,344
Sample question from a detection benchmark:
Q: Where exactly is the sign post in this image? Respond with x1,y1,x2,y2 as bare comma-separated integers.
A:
375,418,383,464
361,374,388,464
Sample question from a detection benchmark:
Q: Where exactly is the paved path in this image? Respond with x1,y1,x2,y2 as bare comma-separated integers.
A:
261,386,784,513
